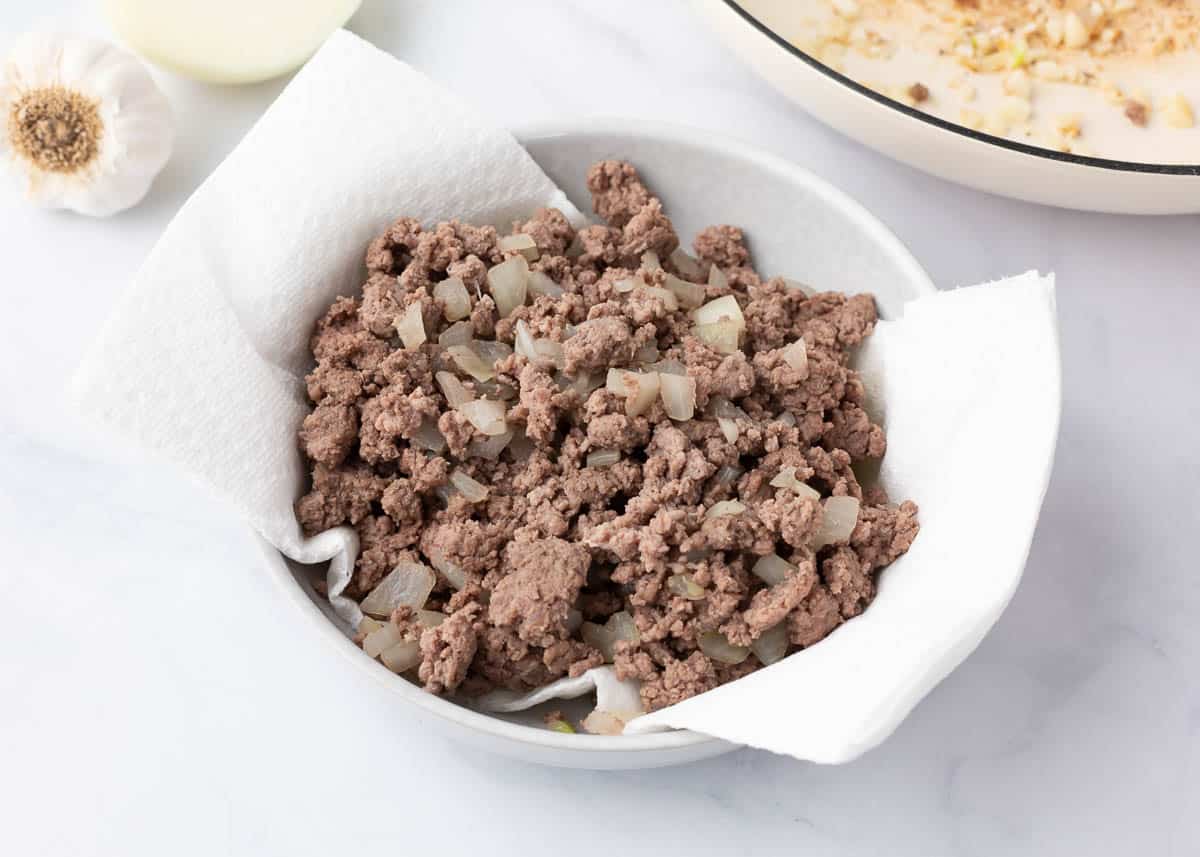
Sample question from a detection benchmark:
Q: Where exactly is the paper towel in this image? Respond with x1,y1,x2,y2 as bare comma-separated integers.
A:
70,30,1061,763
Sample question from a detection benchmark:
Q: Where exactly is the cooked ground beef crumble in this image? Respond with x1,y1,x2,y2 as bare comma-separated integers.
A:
296,160,919,717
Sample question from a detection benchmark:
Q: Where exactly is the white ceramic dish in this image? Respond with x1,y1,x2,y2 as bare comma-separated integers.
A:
694,0,1200,214
259,119,936,770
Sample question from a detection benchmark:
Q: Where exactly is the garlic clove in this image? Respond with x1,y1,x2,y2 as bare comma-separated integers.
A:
1,32,174,216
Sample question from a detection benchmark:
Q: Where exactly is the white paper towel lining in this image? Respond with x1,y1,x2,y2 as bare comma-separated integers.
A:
69,31,1060,763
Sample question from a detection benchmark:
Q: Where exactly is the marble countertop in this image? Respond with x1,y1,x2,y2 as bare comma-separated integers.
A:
3,1,1198,854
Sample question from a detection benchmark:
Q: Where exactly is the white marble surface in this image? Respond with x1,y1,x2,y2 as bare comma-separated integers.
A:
2,1,1199,854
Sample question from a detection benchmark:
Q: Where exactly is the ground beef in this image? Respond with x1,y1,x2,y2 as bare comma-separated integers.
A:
298,160,919,714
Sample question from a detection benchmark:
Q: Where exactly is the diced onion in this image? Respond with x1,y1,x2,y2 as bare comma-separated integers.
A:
769,466,821,500
357,616,383,635
777,410,796,427
707,265,728,289
513,319,538,361
429,551,469,590
587,448,620,468
380,639,421,673
395,302,426,350
581,710,625,735
449,468,489,502
458,399,509,436
360,561,436,618
606,368,660,417
508,430,535,461
487,255,529,317
640,284,679,310
635,343,660,364
664,273,705,309
782,339,809,379
784,278,817,297
411,417,448,453
649,359,686,376
528,270,564,297
707,396,749,421
614,276,641,294
362,622,404,658
607,611,639,643
699,631,750,665
499,233,539,261
693,294,746,329
473,339,513,366
669,247,702,279
569,371,604,398
813,496,860,548
715,463,742,485
580,610,639,662
433,276,471,321
468,429,514,460
659,372,696,421
717,417,738,444
437,319,474,347
534,338,566,369
641,250,661,271
447,345,495,381
705,499,745,518
752,553,796,585
750,621,789,666
436,370,475,407
417,609,447,628
694,320,741,354
474,379,516,400
667,573,705,600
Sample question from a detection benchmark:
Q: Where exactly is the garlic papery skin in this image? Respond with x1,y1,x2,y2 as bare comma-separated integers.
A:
1,32,174,216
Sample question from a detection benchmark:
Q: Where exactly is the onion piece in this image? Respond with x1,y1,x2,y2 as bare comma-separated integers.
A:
782,338,809,379
641,250,662,271
580,610,640,662
587,448,620,468
447,345,495,381
394,302,426,350
707,396,749,421
707,265,728,290
362,623,404,658
569,371,604,398
769,466,820,500
750,621,789,666
784,278,817,297
360,561,436,618
669,247,702,279
752,553,796,586
508,430,535,461
667,573,705,600
777,410,796,427
640,284,679,310
659,372,696,421
635,343,660,364
498,233,539,261
433,276,471,321
513,319,538,361
699,631,750,665
417,609,447,628
581,710,625,735
613,276,641,294
380,639,421,673
473,339,513,367
705,499,745,518
693,320,741,354
648,358,686,376
717,416,738,443
606,369,660,417
533,338,565,369
664,273,705,309
411,417,447,453
449,468,489,502
458,399,509,436
429,551,469,590
437,319,474,347
607,611,639,644
693,294,746,329
357,616,383,636
474,378,516,400
814,496,860,548
487,255,529,317
436,370,474,407
528,270,564,298
468,428,514,460
715,463,742,485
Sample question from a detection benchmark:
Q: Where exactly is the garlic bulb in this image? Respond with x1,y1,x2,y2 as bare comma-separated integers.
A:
1,32,173,216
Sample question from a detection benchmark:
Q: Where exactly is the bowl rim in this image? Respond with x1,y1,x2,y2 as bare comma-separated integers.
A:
721,0,1200,176
265,116,936,756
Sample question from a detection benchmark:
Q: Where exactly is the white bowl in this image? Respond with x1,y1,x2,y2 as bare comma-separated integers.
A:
260,119,936,770
695,0,1200,215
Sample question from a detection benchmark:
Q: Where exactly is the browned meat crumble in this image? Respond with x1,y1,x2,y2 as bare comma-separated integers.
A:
298,160,919,715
